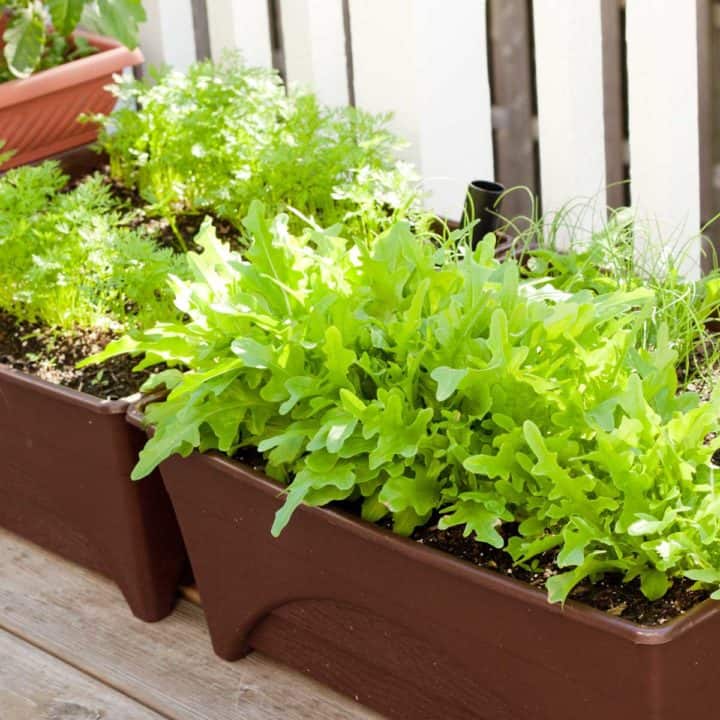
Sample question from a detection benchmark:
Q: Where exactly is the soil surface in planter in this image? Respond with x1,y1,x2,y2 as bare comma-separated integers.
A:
412,522,710,626
0,311,148,400
79,166,242,253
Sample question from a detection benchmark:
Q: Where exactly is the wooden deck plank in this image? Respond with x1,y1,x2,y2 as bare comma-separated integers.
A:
0,628,164,719
0,529,378,720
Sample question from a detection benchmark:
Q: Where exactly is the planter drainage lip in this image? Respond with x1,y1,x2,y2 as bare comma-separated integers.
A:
161,445,720,647
0,31,143,111
0,363,136,413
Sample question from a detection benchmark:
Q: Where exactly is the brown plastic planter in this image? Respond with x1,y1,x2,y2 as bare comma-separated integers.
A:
0,367,187,621
154,442,720,720
0,30,142,169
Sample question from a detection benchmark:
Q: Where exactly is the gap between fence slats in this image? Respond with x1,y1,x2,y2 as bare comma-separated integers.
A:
488,0,537,223
601,0,627,209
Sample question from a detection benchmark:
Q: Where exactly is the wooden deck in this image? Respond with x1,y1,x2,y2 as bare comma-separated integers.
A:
0,528,379,719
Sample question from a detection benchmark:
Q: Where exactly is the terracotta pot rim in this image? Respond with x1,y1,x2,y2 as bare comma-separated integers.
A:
0,30,143,110
0,363,136,412
145,430,720,647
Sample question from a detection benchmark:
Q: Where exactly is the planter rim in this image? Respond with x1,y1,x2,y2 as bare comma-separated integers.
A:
0,363,135,413
0,30,143,111
136,396,720,647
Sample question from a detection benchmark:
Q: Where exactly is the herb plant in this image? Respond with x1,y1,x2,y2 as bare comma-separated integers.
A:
87,203,720,604
511,204,720,383
92,55,421,240
1,0,145,80
0,161,186,330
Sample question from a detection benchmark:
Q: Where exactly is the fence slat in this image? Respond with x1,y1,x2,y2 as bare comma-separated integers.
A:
533,0,607,243
348,0,494,220
696,0,717,272
191,0,211,61
139,0,198,71
279,0,349,106
489,0,536,222
206,0,273,68
626,0,701,279
601,0,627,209
347,0,418,159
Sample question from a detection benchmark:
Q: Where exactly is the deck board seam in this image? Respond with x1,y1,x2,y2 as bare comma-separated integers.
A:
0,619,176,720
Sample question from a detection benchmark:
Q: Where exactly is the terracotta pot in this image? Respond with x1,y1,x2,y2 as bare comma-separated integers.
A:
0,30,142,170
0,367,187,621
150,437,720,720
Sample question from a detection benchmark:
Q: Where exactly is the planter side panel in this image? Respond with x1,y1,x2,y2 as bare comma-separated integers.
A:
161,453,711,720
0,76,114,169
0,35,141,169
0,370,187,621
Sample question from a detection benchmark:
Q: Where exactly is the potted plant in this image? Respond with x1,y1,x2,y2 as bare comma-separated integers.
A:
93,203,720,718
0,55,428,610
91,55,422,241
0,159,188,621
0,0,144,169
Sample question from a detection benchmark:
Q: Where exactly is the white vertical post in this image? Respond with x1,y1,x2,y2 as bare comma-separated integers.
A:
533,0,607,247
348,0,419,158
413,0,494,220
626,0,701,279
138,0,197,72
279,0,349,106
349,0,494,220
206,0,273,68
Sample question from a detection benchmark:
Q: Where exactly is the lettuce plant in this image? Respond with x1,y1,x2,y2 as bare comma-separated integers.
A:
88,203,720,604
0,161,186,330
92,55,421,240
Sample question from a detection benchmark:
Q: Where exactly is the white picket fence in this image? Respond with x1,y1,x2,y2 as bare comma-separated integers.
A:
137,0,706,278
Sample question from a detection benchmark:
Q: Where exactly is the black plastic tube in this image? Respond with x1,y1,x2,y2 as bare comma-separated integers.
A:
462,180,505,247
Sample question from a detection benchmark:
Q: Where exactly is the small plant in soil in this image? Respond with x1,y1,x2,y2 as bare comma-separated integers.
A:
1,0,145,80
0,161,186,398
90,54,422,243
86,204,720,613
507,202,720,384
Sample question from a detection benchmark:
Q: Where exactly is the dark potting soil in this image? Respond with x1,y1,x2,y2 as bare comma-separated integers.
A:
413,522,710,626
95,168,242,252
0,311,150,401
63,158,242,252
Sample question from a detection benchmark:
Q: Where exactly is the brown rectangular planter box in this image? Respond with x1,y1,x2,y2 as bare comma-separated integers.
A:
0,367,187,621
155,444,720,720
0,30,142,170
